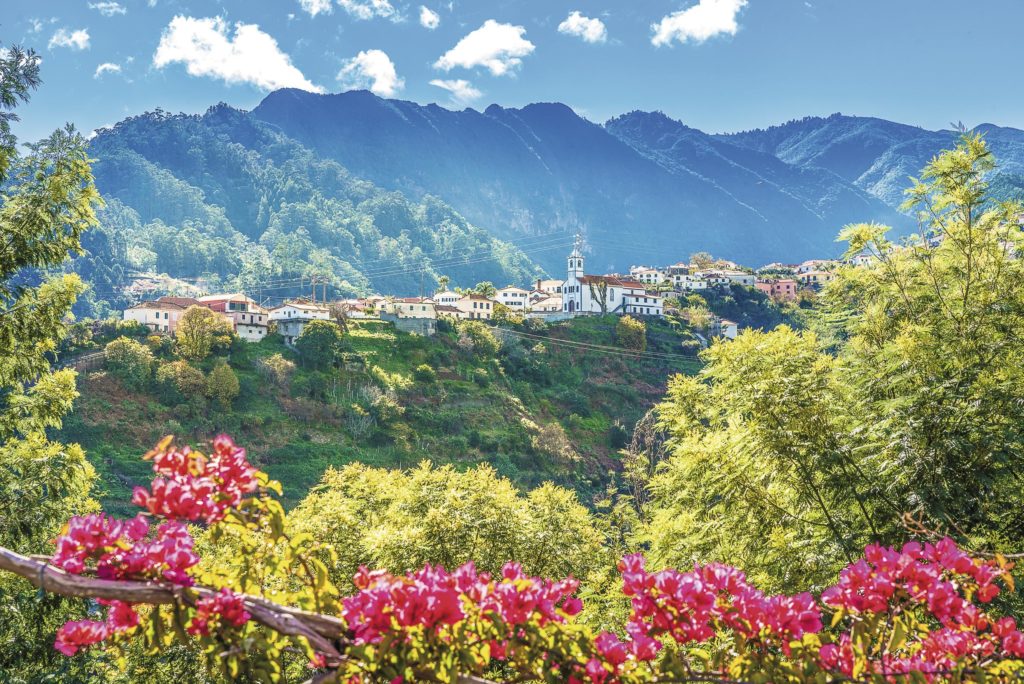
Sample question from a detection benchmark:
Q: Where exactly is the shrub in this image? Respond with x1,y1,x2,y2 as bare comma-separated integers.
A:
155,360,206,404
104,337,153,389
472,368,489,387
206,361,240,410
616,315,647,352
256,353,296,390
295,320,343,370
176,306,233,361
458,321,500,358
413,363,437,384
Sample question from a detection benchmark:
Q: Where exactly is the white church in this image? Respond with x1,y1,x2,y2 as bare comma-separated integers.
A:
561,241,664,317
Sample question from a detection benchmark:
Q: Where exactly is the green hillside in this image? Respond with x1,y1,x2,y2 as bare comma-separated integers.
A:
57,316,701,515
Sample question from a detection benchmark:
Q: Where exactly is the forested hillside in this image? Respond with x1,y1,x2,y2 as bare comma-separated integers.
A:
71,103,544,318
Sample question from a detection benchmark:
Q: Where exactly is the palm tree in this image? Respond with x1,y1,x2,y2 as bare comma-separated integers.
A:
474,281,497,299
437,275,450,293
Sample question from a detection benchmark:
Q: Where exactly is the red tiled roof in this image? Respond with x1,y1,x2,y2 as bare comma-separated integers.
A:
578,275,645,289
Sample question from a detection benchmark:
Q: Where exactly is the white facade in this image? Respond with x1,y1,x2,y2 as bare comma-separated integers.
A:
672,273,708,291
123,301,187,333
629,267,666,285
496,286,531,309
385,298,437,319
454,295,494,320
534,279,564,295
268,301,331,322
433,290,460,306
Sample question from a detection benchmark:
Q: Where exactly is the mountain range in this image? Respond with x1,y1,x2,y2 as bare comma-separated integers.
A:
72,89,1024,313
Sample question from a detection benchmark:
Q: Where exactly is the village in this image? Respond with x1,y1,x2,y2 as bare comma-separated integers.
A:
122,240,873,345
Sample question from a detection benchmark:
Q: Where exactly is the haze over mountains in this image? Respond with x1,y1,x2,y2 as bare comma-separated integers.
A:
80,88,1024,307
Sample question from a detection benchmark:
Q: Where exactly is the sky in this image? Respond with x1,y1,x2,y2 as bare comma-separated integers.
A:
4,0,1024,143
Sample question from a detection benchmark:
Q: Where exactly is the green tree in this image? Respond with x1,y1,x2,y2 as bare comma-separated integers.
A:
104,337,154,390
206,360,240,409
174,305,232,360
649,135,1024,591
616,315,646,352
295,319,343,370
155,359,206,403
436,274,450,292
288,462,607,590
689,251,715,269
458,320,500,357
0,45,101,680
473,281,497,299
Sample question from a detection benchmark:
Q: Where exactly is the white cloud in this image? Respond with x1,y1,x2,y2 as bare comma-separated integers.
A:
89,2,127,16
337,49,403,97
429,78,481,106
338,0,396,20
651,0,748,46
48,28,90,50
153,16,322,92
419,6,440,29
298,0,332,16
93,62,122,78
434,20,534,76
557,11,607,44
28,18,44,33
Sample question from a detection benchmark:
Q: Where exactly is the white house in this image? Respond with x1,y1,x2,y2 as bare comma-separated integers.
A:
721,270,756,287
432,290,460,306
123,297,197,334
672,273,708,291
495,286,531,310
529,294,563,312
454,294,494,320
847,250,878,268
534,279,564,295
384,297,437,319
268,300,331,322
561,245,664,317
796,259,836,274
629,267,666,286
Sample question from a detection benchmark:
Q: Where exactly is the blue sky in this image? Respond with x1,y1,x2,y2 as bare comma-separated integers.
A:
4,0,1023,143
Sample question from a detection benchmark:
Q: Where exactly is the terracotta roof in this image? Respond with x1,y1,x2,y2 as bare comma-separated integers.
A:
155,296,200,308
435,305,460,313
197,293,252,302
577,275,645,289
271,300,330,312
128,300,187,311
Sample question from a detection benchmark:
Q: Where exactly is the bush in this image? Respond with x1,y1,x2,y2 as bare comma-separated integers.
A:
176,306,234,361
295,320,344,370
472,368,489,387
104,337,153,389
255,353,296,390
413,363,437,384
155,360,206,404
458,321,500,358
616,315,647,352
206,361,240,409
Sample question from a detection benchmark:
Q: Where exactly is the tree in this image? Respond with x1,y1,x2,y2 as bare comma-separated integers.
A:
616,315,646,352
206,361,240,409
288,461,607,588
588,280,610,314
155,360,206,402
473,281,497,299
689,251,715,269
457,320,500,358
0,45,101,680
436,274,450,292
104,337,154,390
649,136,1024,591
175,306,232,361
255,353,295,390
295,319,343,370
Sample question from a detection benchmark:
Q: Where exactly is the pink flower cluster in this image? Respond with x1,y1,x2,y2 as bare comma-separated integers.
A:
51,436,260,659
818,538,1021,677
51,513,199,585
187,588,251,636
132,435,258,524
342,561,581,646
55,599,140,656
580,554,824,683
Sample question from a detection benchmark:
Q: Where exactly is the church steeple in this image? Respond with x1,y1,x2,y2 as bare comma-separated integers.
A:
568,233,584,278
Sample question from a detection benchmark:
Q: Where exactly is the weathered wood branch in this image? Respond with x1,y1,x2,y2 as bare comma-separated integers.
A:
0,546,495,683
0,546,343,660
